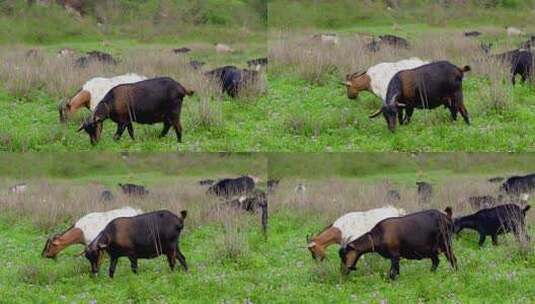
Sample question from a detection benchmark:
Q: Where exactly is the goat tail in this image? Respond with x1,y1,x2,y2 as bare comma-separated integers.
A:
523,205,531,215
444,206,453,219
461,65,471,73
185,87,195,96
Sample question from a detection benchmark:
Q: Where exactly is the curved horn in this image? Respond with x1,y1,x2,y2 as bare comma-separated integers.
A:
77,123,85,132
369,107,384,118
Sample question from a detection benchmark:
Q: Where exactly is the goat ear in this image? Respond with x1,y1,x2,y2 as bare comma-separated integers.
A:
180,210,188,219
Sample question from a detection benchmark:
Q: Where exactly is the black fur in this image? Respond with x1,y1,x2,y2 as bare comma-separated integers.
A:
454,204,531,246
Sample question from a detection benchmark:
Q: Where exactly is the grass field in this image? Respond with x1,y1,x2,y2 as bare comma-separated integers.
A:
0,1,268,152
267,22,535,152
1,3,535,151
0,38,268,152
1,153,535,303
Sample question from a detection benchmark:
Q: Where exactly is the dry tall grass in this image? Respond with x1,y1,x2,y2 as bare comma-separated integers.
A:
0,177,267,259
269,31,518,109
269,177,533,249
0,47,268,99
0,47,267,128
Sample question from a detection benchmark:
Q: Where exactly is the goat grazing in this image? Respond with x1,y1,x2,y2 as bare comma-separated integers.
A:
42,206,142,258
369,61,471,132
85,210,188,278
307,206,406,261
339,208,457,280
78,77,194,145
59,73,147,122
454,204,531,246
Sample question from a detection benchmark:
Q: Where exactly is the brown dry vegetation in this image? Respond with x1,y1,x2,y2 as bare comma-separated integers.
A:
0,46,266,101
270,30,525,80
0,178,264,255
269,177,533,240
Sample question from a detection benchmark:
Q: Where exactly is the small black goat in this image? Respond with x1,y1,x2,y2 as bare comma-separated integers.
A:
454,204,531,246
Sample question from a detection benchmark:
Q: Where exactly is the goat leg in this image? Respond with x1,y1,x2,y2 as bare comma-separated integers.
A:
127,124,135,140
389,257,400,280
176,245,188,272
113,124,126,141
404,107,414,124
109,257,119,278
159,121,171,138
430,255,440,272
491,234,498,246
173,119,183,143
129,256,138,274
478,233,486,247
166,251,177,271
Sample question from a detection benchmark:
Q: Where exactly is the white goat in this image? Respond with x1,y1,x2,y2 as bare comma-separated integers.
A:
307,206,406,261
345,58,429,102
60,73,147,121
42,206,143,258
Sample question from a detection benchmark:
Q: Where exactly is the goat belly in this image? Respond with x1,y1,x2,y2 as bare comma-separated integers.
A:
398,248,433,260
111,110,167,124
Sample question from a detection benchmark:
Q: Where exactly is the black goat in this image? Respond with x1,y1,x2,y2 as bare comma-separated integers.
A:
370,61,471,132
454,204,531,246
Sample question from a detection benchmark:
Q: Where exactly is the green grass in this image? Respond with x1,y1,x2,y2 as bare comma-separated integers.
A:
2,69,535,151
2,206,535,303
263,75,535,152
265,19,535,152
2,155,535,303
0,88,272,152
0,38,269,152
0,0,266,45
268,0,535,30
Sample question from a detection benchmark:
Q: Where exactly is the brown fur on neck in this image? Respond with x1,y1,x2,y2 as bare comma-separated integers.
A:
307,226,342,260
42,226,85,258
343,232,378,269
346,72,372,98
67,90,91,114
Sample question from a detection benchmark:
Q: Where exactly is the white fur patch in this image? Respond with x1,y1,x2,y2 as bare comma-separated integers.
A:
367,58,429,101
82,73,147,110
74,206,143,243
333,206,406,245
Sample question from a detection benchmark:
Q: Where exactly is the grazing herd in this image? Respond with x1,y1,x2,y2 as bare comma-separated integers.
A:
307,173,532,280
78,77,194,144
55,47,267,145
34,171,533,280
40,175,267,277
340,208,457,279
85,210,188,278
45,29,534,143
341,29,534,132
